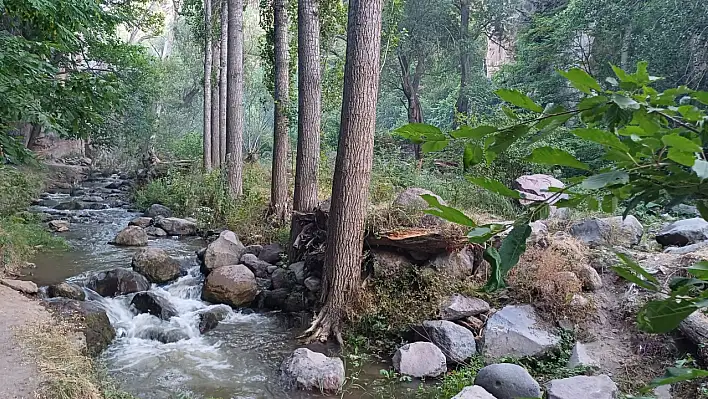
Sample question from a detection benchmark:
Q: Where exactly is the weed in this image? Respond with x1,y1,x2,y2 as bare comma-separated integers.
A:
414,357,485,399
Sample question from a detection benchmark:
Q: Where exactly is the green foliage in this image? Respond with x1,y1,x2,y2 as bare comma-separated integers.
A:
413,357,485,399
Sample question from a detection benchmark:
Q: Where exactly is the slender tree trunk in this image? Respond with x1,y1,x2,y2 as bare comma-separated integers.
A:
203,0,213,170
399,54,424,160
219,0,228,165
26,124,42,150
455,0,470,122
301,0,383,343
270,0,290,221
620,24,631,71
211,35,221,168
227,0,245,196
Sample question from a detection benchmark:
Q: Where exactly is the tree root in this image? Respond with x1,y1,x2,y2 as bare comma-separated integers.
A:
297,306,344,346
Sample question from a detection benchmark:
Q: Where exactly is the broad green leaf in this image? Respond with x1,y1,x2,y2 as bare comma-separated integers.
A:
667,148,696,167
631,108,661,134
677,105,703,122
467,224,507,244
467,176,522,199
572,128,629,152
558,68,602,94
495,89,544,113
637,298,698,333
687,261,708,279
581,171,629,190
602,194,618,213
661,134,702,153
698,200,708,221
535,109,575,131
611,64,633,83
451,125,497,139
577,95,609,110
502,105,518,120
618,126,651,137
612,252,659,290
648,368,708,389
692,91,708,105
525,147,589,170
421,194,476,227
421,140,448,153
611,93,640,110
395,123,445,143
692,160,708,179
463,144,483,171
587,197,599,211
483,247,505,291
488,125,530,154
498,224,532,275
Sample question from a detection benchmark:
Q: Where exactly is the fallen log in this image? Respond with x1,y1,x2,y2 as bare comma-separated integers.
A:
365,227,467,254
680,311,708,365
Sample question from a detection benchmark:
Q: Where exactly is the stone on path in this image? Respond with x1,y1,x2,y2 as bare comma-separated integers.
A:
280,348,345,392
393,187,445,210
474,363,541,399
144,204,172,218
0,279,38,295
86,268,150,297
202,264,257,307
570,215,643,247
416,320,477,364
656,218,708,247
48,219,70,232
155,217,197,236
440,294,490,320
288,261,306,284
202,231,246,273
483,304,560,360
392,342,447,378
567,342,599,368
451,386,496,399
47,282,85,301
131,248,181,283
130,292,177,320
546,375,618,399
113,226,148,246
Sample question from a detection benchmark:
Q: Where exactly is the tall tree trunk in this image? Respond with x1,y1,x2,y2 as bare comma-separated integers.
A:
26,124,42,150
203,0,213,170
219,0,228,165
211,34,221,168
226,0,245,196
399,54,424,160
455,0,470,123
301,0,383,343
270,0,290,221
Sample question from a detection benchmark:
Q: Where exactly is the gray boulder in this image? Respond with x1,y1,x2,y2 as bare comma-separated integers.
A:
0,279,38,294
430,248,476,277
392,342,447,378
570,215,643,247
131,248,181,283
145,204,172,218
86,268,150,297
156,217,197,236
451,386,496,399
416,320,476,363
259,243,284,264
48,219,70,232
244,244,263,256
44,298,115,356
664,241,708,254
271,268,297,290
144,226,167,237
393,187,445,210
288,261,306,284
203,231,246,273
513,174,567,205
130,292,177,320
113,226,148,246
656,218,708,247
304,277,321,292
440,294,490,320
240,253,272,278
483,305,560,360
546,375,618,399
47,282,85,301
129,217,153,228
567,342,599,369
474,363,541,399
136,327,189,344
281,348,345,392
202,264,257,307
573,263,603,291
197,304,232,333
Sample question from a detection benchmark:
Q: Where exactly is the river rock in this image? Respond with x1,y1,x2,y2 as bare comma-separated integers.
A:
483,304,560,360
86,268,150,297
451,386,496,399
113,226,148,246
288,261,306,284
570,215,643,247
138,327,189,343
131,248,181,283
44,298,115,356
393,187,445,210
240,253,272,278
244,244,263,256
440,294,490,320
416,320,477,363
304,277,321,292
281,348,345,392
271,268,297,290
0,279,38,294
513,174,567,205
145,204,172,218
430,247,476,277
129,217,153,228
567,342,599,368
573,263,603,291
656,218,708,247
259,243,284,264
156,217,197,236
202,264,257,307
392,342,447,378
474,363,541,399
48,219,70,232
144,226,167,237
47,282,85,301
203,231,246,273
197,305,232,333
130,292,177,320
546,375,618,399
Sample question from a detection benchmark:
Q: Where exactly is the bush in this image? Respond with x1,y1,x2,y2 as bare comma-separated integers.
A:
0,165,43,216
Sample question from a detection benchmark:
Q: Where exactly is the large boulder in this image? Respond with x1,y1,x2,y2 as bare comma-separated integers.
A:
130,292,177,320
86,268,150,297
203,231,246,273
131,248,181,283
656,218,708,247
258,243,284,264
197,305,232,333
113,226,148,246
483,305,561,360
0,279,38,294
259,288,307,312
570,215,643,247
288,261,306,284
451,386,496,399
240,253,272,278
202,264,257,307
156,217,197,236
47,282,85,301
129,217,153,228
280,348,345,392
393,187,445,210
430,248,476,277
44,298,115,356
440,294,490,320
546,375,618,399
513,174,567,205
474,363,541,399
144,204,172,218
271,268,297,290
415,320,477,363
392,342,447,378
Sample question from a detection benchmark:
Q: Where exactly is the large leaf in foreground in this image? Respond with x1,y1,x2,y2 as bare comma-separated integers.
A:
637,298,697,333
421,194,476,227
648,367,708,389
483,247,505,291
466,176,522,199
495,89,543,113
526,147,589,170
498,224,532,275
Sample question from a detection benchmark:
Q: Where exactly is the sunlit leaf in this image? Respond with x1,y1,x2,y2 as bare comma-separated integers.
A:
463,144,483,171
611,93,640,110
572,128,629,152
525,147,589,170
421,140,448,153
666,148,696,167
466,176,522,199
495,89,543,113
691,91,708,105
687,261,708,279
558,68,602,94
648,368,708,388
467,224,507,244
661,134,702,153
581,171,629,190
421,194,476,227
451,125,497,139
637,298,698,333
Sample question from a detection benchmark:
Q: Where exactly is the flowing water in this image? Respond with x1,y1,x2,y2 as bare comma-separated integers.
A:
26,176,389,399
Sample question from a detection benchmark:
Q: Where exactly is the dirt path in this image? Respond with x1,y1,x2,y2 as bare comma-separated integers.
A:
0,284,51,398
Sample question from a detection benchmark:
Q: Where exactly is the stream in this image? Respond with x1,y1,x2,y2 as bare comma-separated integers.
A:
24,174,389,399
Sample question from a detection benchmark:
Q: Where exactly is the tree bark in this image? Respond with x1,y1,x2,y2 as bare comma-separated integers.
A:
270,0,290,221
399,54,424,160
211,32,221,168
226,0,245,196
203,0,213,171
301,0,383,343
455,0,470,122
219,0,228,165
